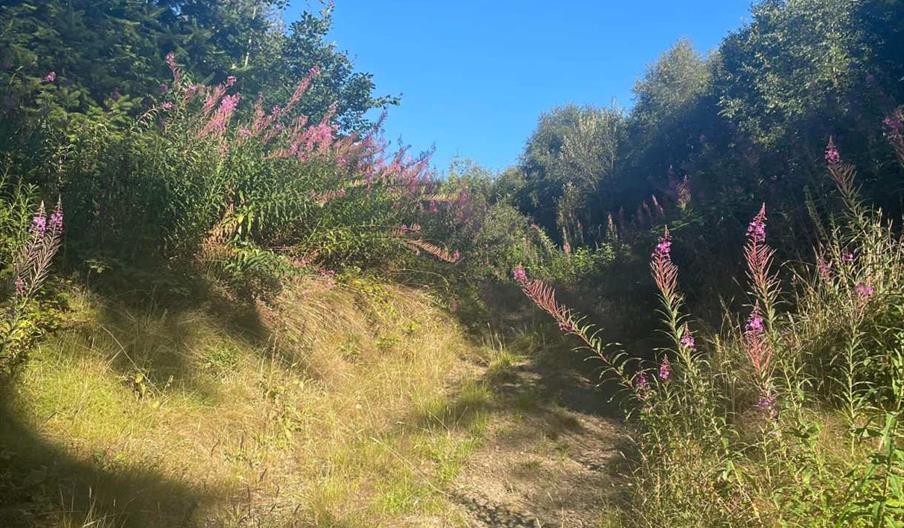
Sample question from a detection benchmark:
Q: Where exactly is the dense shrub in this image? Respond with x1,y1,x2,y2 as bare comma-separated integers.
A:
1,56,449,299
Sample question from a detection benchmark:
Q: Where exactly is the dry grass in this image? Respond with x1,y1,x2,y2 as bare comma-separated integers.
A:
0,274,489,527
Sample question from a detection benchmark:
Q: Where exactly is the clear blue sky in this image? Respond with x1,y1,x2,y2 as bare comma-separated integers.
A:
286,1,753,173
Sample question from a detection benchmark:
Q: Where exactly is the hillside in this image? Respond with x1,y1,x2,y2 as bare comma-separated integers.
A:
1,276,625,527
2,1,904,526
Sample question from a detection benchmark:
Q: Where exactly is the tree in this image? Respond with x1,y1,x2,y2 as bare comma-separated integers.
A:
618,39,716,210
716,0,869,147
0,0,394,131
262,9,399,133
515,104,622,244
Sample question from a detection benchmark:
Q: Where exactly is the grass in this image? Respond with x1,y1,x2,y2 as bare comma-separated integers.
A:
0,273,493,527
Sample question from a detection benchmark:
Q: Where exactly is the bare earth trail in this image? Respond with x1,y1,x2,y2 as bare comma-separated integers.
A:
449,285,630,528
453,355,626,528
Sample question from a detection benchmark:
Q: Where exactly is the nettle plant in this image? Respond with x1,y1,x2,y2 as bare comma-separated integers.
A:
515,130,904,526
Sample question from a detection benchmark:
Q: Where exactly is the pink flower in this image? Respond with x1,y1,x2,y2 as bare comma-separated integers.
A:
651,227,679,304
680,325,695,351
745,308,764,336
513,265,528,284
825,139,841,165
635,371,651,398
42,71,56,82
161,102,174,110
744,303,773,378
198,94,241,138
659,356,671,381
747,205,767,244
49,202,63,231
558,320,576,333
757,390,778,418
220,94,240,113
744,205,775,302
855,282,875,300
842,252,855,264
31,213,47,235
226,75,237,87
653,228,672,261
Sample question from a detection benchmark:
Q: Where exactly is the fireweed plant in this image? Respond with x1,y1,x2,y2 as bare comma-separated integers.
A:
515,132,904,526
155,53,450,267
30,53,464,297
1,200,63,368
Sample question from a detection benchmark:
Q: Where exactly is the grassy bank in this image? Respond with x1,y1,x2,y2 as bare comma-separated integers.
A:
1,275,496,527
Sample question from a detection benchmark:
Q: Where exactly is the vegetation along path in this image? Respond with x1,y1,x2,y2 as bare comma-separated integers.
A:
4,0,904,526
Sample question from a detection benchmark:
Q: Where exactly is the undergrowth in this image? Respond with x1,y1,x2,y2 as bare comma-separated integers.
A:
517,137,904,527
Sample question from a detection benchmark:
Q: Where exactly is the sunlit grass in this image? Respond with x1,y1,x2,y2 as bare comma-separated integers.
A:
1,275,491,527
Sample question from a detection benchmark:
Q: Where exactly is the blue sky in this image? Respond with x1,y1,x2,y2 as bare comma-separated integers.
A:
286,1,753,173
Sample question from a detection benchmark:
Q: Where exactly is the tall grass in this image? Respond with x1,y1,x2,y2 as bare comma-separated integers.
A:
0,275,490,527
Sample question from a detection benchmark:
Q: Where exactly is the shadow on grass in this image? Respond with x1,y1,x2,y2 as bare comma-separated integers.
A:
0,384,213,528
49,266,300,401
452,279,629,418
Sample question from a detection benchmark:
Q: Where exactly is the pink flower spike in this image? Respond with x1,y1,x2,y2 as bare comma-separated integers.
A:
825,138,841,165
31,213,47,236
634,371,651,399
513,265,528,284
680,325,695,351
659,356,671,381
747,204,767,244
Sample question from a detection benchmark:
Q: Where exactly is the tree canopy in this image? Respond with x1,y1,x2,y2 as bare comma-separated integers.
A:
0,0,395,130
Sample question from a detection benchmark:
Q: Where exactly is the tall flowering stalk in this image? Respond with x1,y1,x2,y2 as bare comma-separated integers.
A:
651,228,680,330
744,303,774,385
741,206,782,414
198,93,241,139
2,201,64,364
512,266,635,396
744,205,779,330
668,171,692,211
819,145,881,438
650,227,708,416
825,138,867,225
11,201,64,300
606,213,618,242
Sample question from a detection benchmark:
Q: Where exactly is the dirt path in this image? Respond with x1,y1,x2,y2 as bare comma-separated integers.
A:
451,353,627,528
